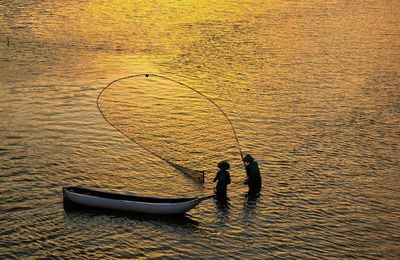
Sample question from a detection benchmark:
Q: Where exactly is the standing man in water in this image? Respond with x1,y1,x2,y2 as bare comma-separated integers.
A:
243,154,262,194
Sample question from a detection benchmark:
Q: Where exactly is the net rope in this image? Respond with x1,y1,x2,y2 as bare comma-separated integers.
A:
96,73,244,183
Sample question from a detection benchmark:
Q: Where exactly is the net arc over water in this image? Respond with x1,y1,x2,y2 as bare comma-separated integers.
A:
96,74,243,183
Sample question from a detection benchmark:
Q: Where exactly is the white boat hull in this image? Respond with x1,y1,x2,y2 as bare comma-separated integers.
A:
63,187,213,215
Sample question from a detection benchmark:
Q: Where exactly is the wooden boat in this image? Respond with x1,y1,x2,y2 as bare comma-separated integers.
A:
63,186,214,215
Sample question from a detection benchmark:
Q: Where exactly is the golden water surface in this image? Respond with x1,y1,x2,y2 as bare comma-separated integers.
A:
1,0,399,258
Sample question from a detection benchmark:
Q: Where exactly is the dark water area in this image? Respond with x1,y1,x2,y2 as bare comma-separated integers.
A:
1,0,399,258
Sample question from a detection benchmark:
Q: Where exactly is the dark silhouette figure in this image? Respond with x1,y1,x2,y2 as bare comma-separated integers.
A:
243,154,262,195
213,160,231,199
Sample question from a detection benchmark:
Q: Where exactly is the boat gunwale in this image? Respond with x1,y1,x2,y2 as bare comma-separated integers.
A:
64,186,200,204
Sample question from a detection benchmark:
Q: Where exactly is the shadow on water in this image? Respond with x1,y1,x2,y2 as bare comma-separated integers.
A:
243,189,261,216
214,194,230,213
245,189,261,204
63,201,199,230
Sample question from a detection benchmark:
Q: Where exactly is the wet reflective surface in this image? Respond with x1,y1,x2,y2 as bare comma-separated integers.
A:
1,0,399,258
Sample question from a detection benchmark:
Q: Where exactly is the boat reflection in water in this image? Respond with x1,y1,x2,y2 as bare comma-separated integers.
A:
63,198,200,229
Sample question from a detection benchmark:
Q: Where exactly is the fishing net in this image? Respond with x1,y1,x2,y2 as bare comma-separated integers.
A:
97,74,242,183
